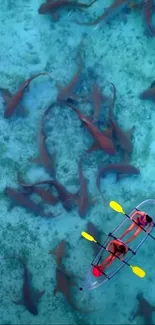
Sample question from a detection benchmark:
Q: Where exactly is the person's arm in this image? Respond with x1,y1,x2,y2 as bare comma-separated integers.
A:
146,221,153,234
120,246,128,261
130,211,139,220
106,242,112,252
120,251,127,261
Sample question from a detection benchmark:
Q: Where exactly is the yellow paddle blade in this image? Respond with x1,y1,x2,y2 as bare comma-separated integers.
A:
130,265,146,278
109,201,125,214
81,232,97,243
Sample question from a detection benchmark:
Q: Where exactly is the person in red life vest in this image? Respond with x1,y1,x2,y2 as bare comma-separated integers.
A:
92,239,128,277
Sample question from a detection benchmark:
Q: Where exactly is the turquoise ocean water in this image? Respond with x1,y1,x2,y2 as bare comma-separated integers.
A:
1,0,155,324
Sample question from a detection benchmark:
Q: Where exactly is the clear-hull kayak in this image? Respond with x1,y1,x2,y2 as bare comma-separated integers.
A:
83,199,155,290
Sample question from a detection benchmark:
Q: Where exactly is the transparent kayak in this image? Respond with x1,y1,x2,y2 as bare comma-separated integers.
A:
83,199,155,291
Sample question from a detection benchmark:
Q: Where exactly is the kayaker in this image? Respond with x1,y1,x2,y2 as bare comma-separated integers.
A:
119,210,153,244
92,239,128,277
